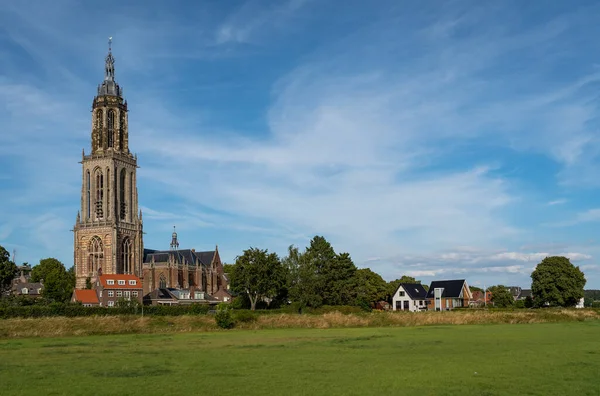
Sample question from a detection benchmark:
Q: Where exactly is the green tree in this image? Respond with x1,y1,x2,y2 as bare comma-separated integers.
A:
322,252,357,306
0,245,17,296
284,245,322,310
531,256,586,307
33,258,75,303
230,248,284,311
222,263,235,274
31,258,64,283
352,268,388,306
488,285,514,308
85,277,92,290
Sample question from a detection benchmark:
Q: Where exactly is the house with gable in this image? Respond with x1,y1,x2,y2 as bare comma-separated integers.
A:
392,283,428,312
426,279,472,311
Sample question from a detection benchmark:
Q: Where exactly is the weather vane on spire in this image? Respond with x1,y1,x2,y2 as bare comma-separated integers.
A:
108,36,113,52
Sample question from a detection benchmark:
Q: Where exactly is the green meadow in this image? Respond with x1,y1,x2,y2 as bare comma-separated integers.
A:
1,321,599,396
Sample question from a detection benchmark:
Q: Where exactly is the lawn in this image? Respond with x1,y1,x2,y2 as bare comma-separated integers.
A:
1,321,598,396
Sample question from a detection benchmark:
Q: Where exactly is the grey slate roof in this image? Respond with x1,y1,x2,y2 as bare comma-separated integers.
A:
398,283,428,299
143,248,215,267
426,280,467,299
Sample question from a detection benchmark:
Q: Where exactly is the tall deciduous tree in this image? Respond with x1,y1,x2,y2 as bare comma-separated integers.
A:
488,285,514,308
32,258,75,303
230,248,284,311
352,268,388,306
531,256,586,307
0,245,17,296
284,245,322,310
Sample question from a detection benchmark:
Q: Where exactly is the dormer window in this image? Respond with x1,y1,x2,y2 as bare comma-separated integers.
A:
118,280,125,285
128,280,136,285
21,288,28,294
107,280,115,285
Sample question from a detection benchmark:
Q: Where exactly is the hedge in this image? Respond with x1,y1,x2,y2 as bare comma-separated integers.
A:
0,303,211,319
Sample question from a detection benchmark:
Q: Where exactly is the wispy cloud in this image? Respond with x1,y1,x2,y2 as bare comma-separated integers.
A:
1,1,600,288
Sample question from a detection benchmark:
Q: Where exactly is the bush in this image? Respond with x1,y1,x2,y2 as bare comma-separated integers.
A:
215,304,234,329
515,300,525,309
233,310,258,323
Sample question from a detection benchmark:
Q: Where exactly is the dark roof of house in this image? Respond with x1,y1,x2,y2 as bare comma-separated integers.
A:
143,249,215,267
12,282,43,295
508,286,522,297
397,283,428,299
426,280,467,299
519,289,532,299
143,288,176,301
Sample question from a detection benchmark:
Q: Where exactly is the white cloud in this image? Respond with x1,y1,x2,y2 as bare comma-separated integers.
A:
547,199,567,206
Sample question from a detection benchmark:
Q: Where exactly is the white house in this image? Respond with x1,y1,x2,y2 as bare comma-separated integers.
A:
576,297,585,309
392,283,428,312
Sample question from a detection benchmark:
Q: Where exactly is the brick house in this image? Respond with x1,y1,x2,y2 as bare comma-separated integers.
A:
96,274,143,307
71,289,100,307
426,279,472,311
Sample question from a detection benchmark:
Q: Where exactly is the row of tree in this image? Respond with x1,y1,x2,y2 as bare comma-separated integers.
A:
227,236,425,310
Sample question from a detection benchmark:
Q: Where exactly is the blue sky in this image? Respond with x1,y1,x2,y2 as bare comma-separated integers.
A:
1,0,600,288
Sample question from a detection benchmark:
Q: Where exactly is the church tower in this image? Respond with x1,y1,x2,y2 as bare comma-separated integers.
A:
73,39,143,289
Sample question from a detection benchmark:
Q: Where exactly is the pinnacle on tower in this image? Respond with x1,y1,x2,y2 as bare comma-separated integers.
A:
170,226,179,250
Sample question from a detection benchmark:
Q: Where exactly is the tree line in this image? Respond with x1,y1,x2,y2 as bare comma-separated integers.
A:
226,235,425,311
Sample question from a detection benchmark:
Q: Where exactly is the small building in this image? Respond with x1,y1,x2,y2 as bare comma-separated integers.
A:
71,289,100,307
575,297,585,309
12,282,43,297
392,283,428,312
426,279,472,311
517,289,532,301
96,274,143,307
143,287,217,306
470,290,492,307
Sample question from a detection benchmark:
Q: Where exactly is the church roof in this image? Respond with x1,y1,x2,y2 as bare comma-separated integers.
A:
143,248,215,267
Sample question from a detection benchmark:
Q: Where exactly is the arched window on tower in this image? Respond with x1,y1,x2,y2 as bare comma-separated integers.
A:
96,109,103,148
119,169,126,220
94,169,104,219
129,172,133,220
159,274,167,289
119,111,125,150
107,110,114,148
106,168,110,219
89,236,103,276
122,238,132,274
86,171,91,219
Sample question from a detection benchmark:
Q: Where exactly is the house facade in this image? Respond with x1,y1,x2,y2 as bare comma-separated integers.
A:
96,274,143,307
71,289,100,307
426,279,472,311
392,283,428,312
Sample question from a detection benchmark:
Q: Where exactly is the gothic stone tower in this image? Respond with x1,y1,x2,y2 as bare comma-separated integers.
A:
73,39,143,289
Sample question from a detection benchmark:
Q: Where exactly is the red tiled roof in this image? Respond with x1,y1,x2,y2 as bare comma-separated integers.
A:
74,289,99,304
99,274,142,289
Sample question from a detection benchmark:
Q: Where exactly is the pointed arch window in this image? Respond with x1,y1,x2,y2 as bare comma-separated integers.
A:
119,169,126,220
106,168,110,219
86,171,91,219
159,274,167,289
107,110,114,148
122,238,132,274
89,236,104,276
119,111,125,150
97,109,103,148
94,169,104,219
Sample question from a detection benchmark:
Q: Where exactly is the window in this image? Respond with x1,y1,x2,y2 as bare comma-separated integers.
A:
96,109,103,147
124,291,130,297
108,301,114,307
399,291,405,297
224,297,230,302
107,279,114,285
89,236,104,275
122,239,132,274
119,111,125,149
159,274,166,289
132,291,138,297
108,291,114,297
21,288,28,294
118,280,125,285
128,280,136,285
107,110,114,147
99,291,103,298
119,169,126,220
117,291,123,297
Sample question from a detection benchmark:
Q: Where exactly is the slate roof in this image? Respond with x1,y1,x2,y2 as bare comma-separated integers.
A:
426,280,467,299
518,289,532,299
12,282,43,295
143,248,215,267
397,283,428,299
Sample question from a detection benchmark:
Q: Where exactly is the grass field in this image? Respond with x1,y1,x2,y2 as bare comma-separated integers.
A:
1,321,599,396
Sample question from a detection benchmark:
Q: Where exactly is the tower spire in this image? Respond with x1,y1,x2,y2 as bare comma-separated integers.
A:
97,36,121,97
170,226,179,250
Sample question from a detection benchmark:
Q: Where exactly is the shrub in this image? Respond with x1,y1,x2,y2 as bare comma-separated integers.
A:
215,304,234,329
234,310,258,323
